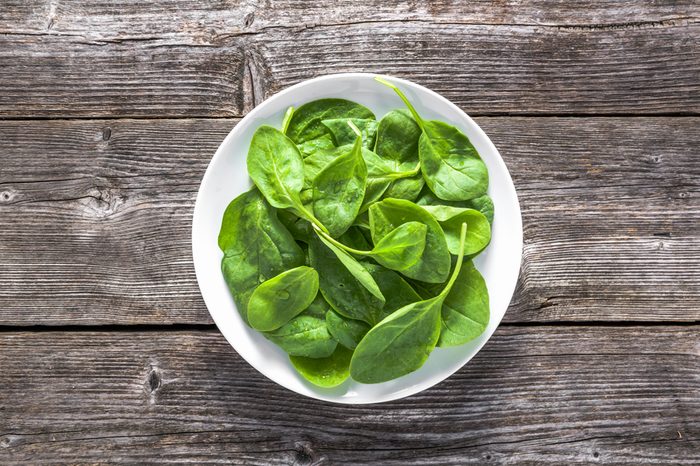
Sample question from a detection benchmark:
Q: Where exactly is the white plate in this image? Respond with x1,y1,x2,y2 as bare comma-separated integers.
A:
192,73,522,404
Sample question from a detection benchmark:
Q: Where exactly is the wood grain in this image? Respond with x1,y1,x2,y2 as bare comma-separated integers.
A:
0,326,697,464
0,5,697,117
4,0,697,36
0,117,697,325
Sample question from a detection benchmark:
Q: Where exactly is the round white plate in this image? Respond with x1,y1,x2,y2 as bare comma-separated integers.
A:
192,73,522,404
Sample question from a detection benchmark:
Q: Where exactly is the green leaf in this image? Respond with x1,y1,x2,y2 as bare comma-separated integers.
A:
265,314,337,358
312,135,367,237
219,189,304,321
350,293,443,384
325,310,370,350
308,234,385,325
276,209,313,243
438,260,490,347
314,229,386,303
416,188,495,224
369,198,451,283
285,99,375,144
303,293,333,318
369,221,427,271
376,77,488,201
350,223,469,383
421,206,491,255
364,263,422,322
247,266,320,331
374,109,425,201
246,125,305,211
322,118,378,148
290,345,353,387
297,134,336,158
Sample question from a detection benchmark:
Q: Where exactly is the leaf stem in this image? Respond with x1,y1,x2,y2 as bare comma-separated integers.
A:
438,222,468,299
281,106,294,133
347,120,362,137
375,76,425,131
298,204,330,235
313,224,371,256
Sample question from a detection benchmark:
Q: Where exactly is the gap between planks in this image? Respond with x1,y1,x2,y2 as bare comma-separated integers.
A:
0,321,697,333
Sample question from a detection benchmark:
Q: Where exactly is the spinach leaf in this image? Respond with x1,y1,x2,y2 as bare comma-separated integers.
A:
308,234,385,324
290,346,353,387
364,263,422,321
247,266,319,331
322,118,378,148
312,131,367,237
350,223,470,383
438,260,489,347
316,221,427,273
303,293,332,318
368,198,451,283
325,309,370,350
246,125,326,231
276,209,313,243
265,314,337,358
374,109,425,201
421,206,491,256
376,77,488,201
285,98,375,144
313,228,386,302
297,134,336,158
416,188,495,224
219,189,304,321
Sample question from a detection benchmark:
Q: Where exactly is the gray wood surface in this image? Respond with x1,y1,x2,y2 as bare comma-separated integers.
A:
0,326,698,464
0,118,697,325
1,1,698,463
0,2,698,117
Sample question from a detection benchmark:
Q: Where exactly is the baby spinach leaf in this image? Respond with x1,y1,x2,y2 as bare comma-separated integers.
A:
407,260,490,347
297,134,336,158
247,125,304,210
421,206,491,256
367,222,427,270
312,133,367,237
376,77,488,201
308,234,385,324
325,309,370,350
369,198,451,283
247,266,319,331
338,227,372,258
438,260,490,347
373,109,425,201
246,125,324,231
285,99,375,144
290,345,353,387
303,293,332,318
322,118,378,148
350,223,469,383
219,189,304,321
364,263,422,321
265,314,337,358
313,228,385,302
416,188,495,224
316,221,428,274
276,209,313,243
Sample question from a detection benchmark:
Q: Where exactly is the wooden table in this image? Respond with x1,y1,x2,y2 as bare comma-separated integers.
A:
1,1,698,464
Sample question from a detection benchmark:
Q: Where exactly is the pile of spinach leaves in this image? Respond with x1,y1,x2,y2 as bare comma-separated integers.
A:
218,78,492,387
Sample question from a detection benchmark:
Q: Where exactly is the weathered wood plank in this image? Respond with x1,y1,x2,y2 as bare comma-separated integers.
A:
0,117,697,325
0,18,697,117
3,0,697,36
0,326,697,464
